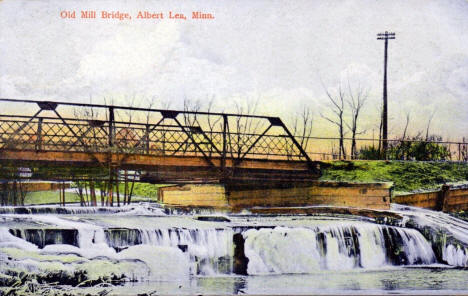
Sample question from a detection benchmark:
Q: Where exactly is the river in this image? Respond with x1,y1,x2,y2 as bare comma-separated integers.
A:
0,203,467,295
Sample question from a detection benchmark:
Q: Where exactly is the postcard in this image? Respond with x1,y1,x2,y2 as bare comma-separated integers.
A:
0,0,467,295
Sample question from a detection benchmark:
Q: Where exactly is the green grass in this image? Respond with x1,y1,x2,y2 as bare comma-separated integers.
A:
23,182,168,205
24,191,82,205
319,160,468,193
116,182,164,200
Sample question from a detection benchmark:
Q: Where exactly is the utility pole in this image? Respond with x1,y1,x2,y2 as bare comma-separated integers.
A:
377,31,395,159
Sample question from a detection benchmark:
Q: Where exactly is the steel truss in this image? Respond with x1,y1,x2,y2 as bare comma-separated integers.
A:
0,99,315,175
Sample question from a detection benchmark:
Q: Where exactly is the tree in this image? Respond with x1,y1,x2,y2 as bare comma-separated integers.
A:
149,97,171,155
233,99,263,159
402,111,411,140
182,97,202,154
425,111,436,141
290,107,313,159
321,84,347,159
345,81,368,159
205,98,223,157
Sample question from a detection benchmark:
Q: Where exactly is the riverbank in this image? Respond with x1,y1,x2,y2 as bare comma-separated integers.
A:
319,161,468,194
16,161,468,206
22,183,162,205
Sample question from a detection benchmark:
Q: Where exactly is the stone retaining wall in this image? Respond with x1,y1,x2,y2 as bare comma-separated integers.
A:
158,181,392,211
392,185,468,212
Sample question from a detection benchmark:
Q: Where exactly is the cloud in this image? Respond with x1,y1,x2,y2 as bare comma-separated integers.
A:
446,66,468,98
0,0,467,139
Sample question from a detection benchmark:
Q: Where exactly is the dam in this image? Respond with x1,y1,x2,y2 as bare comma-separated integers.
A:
0,203,468,294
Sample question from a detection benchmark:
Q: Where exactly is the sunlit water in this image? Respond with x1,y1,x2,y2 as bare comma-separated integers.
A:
0,203,467,295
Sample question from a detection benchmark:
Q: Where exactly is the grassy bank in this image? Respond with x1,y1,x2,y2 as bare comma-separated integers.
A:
24,191,82,205
23,183,163,205
320,161,468,193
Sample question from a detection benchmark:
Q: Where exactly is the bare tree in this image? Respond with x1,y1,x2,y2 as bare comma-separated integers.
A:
345,81,368,159
299,107,313,148
144,97,172,155
402,111,411,140
183,97,202,125
321,84,347,159
182,97,202,154
425,111,436,141
233,99,263,158
70,96,103,206
72,96,102,151
206,98,222,157
290,107,313,158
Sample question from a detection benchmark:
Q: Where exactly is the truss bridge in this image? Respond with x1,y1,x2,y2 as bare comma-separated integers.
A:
0,98,320,186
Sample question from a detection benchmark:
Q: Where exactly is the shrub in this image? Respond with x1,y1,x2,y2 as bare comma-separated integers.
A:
358,135,451,161
357,145,381,160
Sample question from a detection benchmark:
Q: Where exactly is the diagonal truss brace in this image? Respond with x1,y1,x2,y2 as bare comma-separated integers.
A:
172,117,216,167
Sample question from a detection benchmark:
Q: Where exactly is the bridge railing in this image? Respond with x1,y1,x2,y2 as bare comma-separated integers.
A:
0,99,313,167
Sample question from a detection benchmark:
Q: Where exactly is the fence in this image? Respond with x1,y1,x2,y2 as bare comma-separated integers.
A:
0,98,466,163
298,136,468,162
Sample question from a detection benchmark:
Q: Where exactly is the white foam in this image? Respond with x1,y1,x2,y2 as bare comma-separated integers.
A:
118,244,190,280
243,223,436,275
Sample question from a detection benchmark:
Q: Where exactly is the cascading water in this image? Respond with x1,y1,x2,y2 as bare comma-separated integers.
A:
103,227,234,275
242,223,436,275
1,203,467,292
0,203,167,215
392,204,468,267
138,228,233,275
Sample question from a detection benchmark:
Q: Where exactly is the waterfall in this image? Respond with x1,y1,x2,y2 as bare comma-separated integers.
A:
2,203,466,284
242,223,436,275
3,212,234,276
0,203,166,215
103,227,234,275
392,204,468,267
138,228,233,275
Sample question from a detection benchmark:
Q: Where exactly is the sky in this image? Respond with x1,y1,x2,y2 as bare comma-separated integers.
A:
0,0,467,140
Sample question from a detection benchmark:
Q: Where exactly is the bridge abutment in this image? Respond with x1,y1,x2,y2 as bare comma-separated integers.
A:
158,181,392,211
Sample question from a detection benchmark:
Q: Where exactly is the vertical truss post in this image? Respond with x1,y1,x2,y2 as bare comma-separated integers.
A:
222,115,228,172
108,107,114,148
145,124,150,154
459,143,461,161
162,131,166,155
36,117,43,152
107,106,115,207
